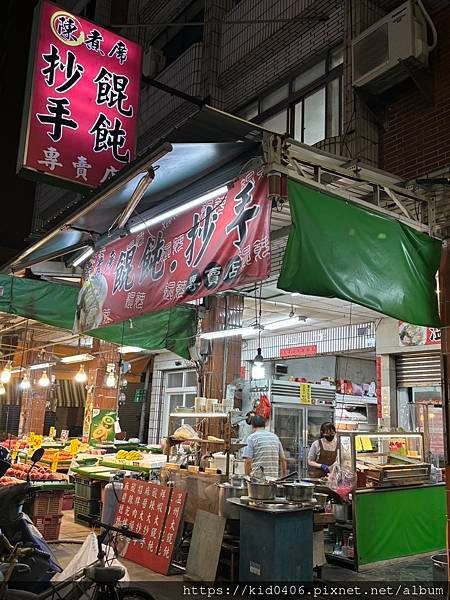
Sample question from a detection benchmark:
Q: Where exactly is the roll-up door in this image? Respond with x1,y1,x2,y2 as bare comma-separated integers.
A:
396,351,441,387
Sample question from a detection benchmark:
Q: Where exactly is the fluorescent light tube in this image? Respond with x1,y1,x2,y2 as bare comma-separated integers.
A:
117,346,145,353
264,317,306,331
129,185,229,234
72,247,94,267
60,353,95,364
200,326,259,340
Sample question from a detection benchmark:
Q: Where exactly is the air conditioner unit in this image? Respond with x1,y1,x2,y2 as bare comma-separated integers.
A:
142,45,166,78
352,1,430,94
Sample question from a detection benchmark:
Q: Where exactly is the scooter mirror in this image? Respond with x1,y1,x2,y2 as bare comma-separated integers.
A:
0,458,11,478
31,448,45,464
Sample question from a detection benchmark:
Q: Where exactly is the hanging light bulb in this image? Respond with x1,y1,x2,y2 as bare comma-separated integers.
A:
20,373,31,391
106,372,117,388
0,383,6,396
38,371,50,387
251,347,266,380
74,364,88,383
1,361,12,384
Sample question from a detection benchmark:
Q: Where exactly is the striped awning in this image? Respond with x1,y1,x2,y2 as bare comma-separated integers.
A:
0,379,86,408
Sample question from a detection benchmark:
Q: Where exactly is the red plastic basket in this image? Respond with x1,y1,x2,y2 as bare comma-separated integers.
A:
33,515,62,541
30,490,64,517
62,491,74,511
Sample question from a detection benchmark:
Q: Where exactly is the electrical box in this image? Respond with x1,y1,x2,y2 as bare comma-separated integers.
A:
352,1,429,94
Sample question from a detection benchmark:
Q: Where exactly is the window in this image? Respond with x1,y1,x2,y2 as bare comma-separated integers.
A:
237,46,343,146
152,1,204,69
163,369,197,434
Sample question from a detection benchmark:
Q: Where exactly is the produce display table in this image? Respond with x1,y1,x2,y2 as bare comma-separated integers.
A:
99,454,166,473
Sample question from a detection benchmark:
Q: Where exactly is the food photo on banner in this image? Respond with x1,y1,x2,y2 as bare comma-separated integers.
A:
17,0,142,189
74,169,271,332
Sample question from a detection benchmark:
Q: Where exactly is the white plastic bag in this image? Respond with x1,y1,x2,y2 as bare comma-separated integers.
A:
52,532,129,582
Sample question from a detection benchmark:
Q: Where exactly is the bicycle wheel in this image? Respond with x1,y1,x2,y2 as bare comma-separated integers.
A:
117,587,155,600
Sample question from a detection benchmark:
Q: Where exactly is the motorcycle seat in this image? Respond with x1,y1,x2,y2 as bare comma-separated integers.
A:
84,565,125,584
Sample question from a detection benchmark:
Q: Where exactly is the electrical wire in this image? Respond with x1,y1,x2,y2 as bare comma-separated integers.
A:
416,0,438,52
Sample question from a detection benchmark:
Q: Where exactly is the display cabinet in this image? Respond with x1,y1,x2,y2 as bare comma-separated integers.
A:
336,431,430,488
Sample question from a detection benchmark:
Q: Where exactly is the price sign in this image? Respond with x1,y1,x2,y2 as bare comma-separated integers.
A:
299,383,312,404
60,430,69,442
50,451,59,472
49,426,56,440
33,435,43,449
29,432,35,447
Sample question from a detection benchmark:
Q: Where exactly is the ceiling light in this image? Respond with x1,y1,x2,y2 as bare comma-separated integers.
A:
60,353,95,364
19,373,31,391
251,347,265,380
106,372,117,388
117,346,144,354
74,364,88,383
200,326,259,340
38,371,50,387
130,185,229,234
265,317,307,331
0,384,6,396
29,362,55,371
0,361,12,384
72,247,94,267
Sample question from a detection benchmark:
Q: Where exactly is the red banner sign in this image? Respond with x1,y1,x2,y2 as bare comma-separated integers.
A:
114,478,186,575
18,0,142,189
74,170,270,332
376,355,382,419
399,321,441,346
280,345,317,358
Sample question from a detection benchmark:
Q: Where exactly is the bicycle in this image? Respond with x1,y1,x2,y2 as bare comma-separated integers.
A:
1,515,155,600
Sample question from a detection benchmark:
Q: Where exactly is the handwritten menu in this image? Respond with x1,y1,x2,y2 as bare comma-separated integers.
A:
114,478,186,575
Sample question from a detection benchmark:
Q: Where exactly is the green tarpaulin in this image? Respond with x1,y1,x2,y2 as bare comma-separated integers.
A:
278,180,442,327
0,275,196,359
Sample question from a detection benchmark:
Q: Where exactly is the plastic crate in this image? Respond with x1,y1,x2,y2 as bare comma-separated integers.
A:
62,491,74,511
33,515,62,541
74,497,101,526
73,475,101,501
28,490,64,518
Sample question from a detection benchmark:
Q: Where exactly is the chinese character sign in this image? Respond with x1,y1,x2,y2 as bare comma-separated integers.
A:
74,170,270,332
114,478,186,575
18,1,142,188
398,321,441,347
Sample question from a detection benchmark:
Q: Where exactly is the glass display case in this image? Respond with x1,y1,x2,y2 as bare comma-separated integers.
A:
337,431,430,488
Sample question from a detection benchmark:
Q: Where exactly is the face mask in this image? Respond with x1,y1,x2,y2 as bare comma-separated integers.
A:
324,434,335,442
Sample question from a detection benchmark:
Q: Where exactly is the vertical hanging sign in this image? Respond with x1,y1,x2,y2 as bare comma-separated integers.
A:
17,0,142,189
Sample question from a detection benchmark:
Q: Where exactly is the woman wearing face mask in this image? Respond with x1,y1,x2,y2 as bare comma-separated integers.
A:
307,422,337,478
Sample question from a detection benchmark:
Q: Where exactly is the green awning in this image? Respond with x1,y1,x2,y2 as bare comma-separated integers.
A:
278,180,442,327
0,275,196,359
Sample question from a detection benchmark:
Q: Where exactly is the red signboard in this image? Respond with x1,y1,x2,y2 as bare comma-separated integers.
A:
74,170,270,332
18,0,142,188
114,478,186,575
398,321,441,346
280,345,317,358
376,355,382,419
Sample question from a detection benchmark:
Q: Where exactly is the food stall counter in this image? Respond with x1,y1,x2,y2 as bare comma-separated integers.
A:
327,432,446,570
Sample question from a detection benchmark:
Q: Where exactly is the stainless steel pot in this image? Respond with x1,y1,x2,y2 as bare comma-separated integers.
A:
218,483,245,519
282,481,315,502
313,492,329,508
230,474,246,488
246,481,276,501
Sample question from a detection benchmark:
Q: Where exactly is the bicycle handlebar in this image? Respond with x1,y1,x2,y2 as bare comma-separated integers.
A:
76,514,142,540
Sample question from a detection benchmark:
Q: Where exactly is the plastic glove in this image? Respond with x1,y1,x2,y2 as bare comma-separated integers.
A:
320,464,330,475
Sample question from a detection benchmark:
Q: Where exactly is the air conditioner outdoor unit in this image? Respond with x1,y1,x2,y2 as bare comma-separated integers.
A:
352,1,430,94
142,45,166,78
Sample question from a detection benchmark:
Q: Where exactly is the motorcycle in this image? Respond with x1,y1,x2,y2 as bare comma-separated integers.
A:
0,446,61,591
